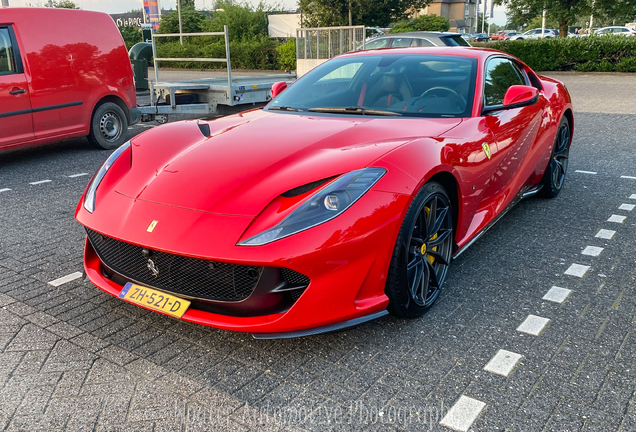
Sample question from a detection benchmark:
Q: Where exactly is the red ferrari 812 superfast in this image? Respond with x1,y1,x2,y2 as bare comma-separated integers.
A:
76,47,573,338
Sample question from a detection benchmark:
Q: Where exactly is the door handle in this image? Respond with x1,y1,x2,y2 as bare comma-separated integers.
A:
9,88,26,95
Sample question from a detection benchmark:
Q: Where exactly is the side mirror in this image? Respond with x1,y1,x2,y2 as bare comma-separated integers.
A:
503,85,539,107
271,81,288,99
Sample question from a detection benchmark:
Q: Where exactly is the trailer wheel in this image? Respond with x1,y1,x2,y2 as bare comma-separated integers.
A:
88,102,129,150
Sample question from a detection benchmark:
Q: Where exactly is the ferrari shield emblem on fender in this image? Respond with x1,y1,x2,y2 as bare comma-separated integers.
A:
147,220,158,232
482,143,492,160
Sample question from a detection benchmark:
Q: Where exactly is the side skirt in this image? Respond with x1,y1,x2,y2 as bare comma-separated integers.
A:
453,184,543,259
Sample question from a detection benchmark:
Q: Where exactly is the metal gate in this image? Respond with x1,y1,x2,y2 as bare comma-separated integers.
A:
296,26,365,76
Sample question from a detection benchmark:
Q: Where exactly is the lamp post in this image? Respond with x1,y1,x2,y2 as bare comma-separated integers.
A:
178,0,183,45
541,8,546,37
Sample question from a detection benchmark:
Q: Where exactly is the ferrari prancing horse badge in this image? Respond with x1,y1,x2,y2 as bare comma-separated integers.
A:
482,143,491,160
147,220,158,232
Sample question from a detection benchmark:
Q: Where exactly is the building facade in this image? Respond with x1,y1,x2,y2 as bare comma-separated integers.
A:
414,0,478,33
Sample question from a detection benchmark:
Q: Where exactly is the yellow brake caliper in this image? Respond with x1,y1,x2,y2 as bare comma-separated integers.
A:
423,207,437,265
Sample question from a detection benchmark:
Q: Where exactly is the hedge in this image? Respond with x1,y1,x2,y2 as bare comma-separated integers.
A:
473,36,636,72
155,36,282,70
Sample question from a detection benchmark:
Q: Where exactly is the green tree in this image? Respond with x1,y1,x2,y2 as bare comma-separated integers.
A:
523,14,559,31
46,0,80,8
591,0,636,27
119,25,142,50
495,0,589,37
496,0,636,36
390,15,450,33
205,1,270,40
298,0,433,28
158,6,207,33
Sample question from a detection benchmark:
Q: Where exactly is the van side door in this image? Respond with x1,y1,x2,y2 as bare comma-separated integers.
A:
0,26,34,147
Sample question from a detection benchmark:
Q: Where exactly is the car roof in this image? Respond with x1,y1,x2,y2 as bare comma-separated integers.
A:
377,32,463,37
341,46,508,62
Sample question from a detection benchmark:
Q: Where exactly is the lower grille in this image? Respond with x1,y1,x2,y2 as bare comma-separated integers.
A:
86,229,261,302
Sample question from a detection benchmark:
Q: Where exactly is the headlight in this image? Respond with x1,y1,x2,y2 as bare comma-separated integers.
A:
83,141,131,213
239,168,386,246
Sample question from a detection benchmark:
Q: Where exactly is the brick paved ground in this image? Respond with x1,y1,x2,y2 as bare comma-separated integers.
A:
0,73,635,431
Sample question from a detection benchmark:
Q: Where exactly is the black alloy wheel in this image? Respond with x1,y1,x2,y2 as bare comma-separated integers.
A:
540,117,570,198
386,182,454,318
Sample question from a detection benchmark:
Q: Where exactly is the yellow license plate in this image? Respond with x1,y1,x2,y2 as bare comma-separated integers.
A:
119,282,190,318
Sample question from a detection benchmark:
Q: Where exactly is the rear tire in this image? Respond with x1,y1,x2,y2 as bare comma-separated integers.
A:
88,102,129,150
540,116,570,198
385,182,454,319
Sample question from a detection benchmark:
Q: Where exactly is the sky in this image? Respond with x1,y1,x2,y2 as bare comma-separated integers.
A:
11,0,509,26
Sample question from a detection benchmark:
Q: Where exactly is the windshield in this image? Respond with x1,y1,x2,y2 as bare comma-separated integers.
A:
267,54,477,118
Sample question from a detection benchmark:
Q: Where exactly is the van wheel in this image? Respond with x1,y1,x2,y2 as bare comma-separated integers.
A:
88,102,128,150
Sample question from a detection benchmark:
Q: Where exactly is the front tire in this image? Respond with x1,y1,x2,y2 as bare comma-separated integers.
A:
386,182,454,319
540,116,570,198
88,102,129,150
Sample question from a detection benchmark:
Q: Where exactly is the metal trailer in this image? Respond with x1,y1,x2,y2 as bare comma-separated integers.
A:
137,25,297,121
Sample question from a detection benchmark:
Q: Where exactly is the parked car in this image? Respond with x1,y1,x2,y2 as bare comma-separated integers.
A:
0,8,140,150
76,47,573,338
594,26,636,36
491,30,516,40
363,32,471,49
470,33,490,42
502,31,523,40
511,28,557,40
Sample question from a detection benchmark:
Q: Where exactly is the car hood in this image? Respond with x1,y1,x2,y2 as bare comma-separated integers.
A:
116,110,461,215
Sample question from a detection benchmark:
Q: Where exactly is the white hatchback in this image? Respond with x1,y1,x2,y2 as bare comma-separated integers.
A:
510,28,556,40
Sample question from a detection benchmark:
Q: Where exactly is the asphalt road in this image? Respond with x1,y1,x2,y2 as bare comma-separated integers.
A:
0,73,635,431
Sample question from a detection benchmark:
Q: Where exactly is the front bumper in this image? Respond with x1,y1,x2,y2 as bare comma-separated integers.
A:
78,189,409,336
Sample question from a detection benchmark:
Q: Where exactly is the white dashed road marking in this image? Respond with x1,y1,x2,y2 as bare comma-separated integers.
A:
29,180,52,185
517,315,550,336
565,263,590,278
574,170,597,175
0,188,11,193
621,176,636,180
484,350,523,377
68,173,89,178
48,272,83,287
618,203,635,211
543,286,572,303
596,229,616,240
582,246,604,257
440,395,486,432
607,215,626,223
630,194,636,200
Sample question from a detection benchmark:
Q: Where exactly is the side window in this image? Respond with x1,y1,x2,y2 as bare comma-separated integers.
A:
419,38,435,47
391,38,413,48
0,28,16,75
365,38,389,50
483,58,526,106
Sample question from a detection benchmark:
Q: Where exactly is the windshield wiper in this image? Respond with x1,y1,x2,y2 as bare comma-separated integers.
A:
268,105,303,112
307,107,402,116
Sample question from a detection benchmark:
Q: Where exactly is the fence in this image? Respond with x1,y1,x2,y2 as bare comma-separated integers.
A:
296,26,365,76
